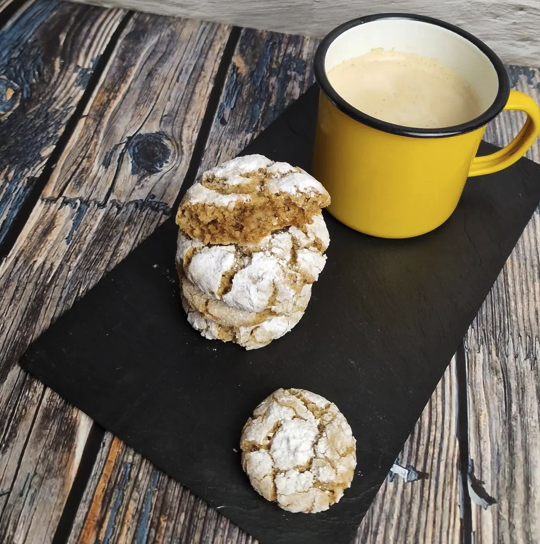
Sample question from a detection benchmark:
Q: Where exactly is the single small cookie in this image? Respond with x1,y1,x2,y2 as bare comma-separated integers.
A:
176,155,331,245
176,214,330,314
181,276,312,328
182,295,305,350
240,388,357,513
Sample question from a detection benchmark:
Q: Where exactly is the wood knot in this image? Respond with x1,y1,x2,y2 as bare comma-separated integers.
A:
127,132,175,175
0,76,21,120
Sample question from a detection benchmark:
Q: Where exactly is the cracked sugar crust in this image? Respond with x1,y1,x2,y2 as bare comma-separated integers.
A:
176,214,329,314
181,276,312,328
240,388,357,513
176,154,331,245
181,295,305,350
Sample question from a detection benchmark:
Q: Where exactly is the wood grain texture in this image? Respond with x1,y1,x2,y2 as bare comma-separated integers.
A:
0,3,123,542
0,8,229,544
0,389,93,544
67,435,257,544
0,0,16,14
198,27,319,173
68,0,540,67
0,0,125,247
41,17,229,205
355,359,461,544
64,28,318,544
464,65,540,544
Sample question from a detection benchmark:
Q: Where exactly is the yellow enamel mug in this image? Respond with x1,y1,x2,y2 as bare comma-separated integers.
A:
313,14,540,238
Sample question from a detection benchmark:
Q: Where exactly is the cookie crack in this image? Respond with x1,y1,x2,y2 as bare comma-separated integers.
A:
298,220,326,253
290,237,299,267
319,411,339,431
182,246,198,269
290,390,331,420
216,266,236,297
267,283,279,311
273,398,305,420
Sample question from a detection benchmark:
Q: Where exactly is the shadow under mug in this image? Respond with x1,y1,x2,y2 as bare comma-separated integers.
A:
313,14,540,239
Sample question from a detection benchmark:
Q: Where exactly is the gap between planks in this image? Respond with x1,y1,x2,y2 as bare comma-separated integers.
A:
0,0,15,11
455,344,473,544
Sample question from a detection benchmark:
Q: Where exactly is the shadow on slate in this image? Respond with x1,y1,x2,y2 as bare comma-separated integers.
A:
21,86,540,544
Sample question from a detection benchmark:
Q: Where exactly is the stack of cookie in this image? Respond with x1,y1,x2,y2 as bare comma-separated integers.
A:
175,154,331,350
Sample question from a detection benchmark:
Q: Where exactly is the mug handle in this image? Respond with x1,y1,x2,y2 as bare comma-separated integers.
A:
469,90,540,177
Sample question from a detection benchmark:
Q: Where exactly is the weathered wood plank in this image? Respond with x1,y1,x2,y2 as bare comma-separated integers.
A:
69,0,540,67
0,10,230,544
464,65,540,544
67,435,258,544
197,28,319,174
0,0,125,248
0,390,93,544
355,358,461,544
41,19,227,204
64,28,317,544
0,0,17,15
0,3,124,542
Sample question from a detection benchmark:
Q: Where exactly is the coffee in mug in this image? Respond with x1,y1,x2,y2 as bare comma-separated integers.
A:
326,49,484,129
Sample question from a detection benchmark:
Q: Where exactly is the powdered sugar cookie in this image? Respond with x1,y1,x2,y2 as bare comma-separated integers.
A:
176,155,331,245
181,295,305,350
181,276,312,328
176,215,329,314
240,388,356,513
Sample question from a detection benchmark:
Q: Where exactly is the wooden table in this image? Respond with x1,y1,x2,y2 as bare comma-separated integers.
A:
0,1,539,543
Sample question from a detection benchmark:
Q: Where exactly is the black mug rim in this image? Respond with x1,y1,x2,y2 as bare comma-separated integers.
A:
314,14,511,138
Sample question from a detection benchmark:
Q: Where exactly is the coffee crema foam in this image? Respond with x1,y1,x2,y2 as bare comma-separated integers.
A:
327,49,484,129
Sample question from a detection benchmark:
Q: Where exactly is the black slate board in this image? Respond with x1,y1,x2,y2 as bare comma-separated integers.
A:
21,86,540,544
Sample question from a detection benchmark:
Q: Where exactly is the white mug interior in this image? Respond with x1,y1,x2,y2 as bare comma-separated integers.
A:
323,18,500,115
